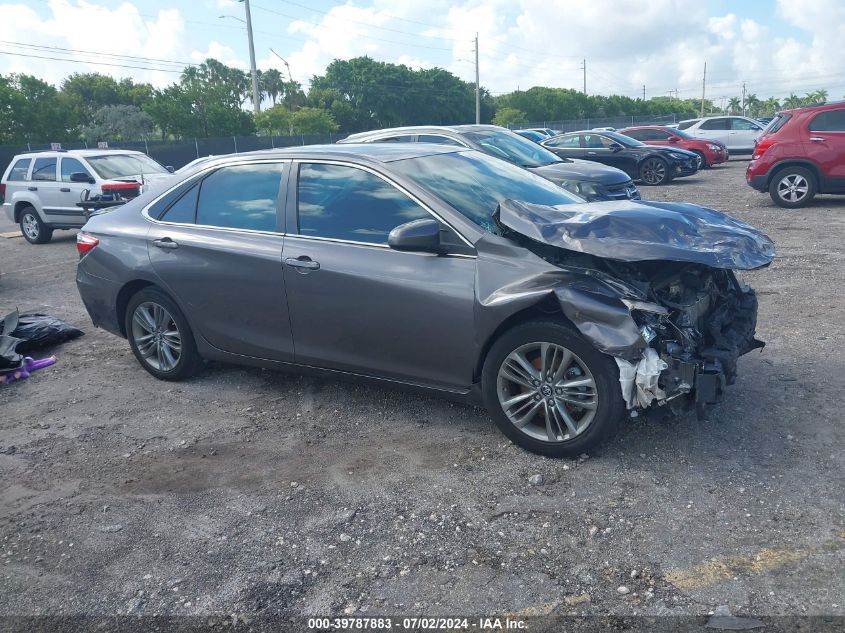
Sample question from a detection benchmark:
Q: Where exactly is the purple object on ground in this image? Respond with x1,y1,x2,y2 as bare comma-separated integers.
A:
1,356,57,384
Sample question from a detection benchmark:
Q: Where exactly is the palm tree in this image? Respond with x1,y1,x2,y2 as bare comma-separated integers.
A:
261,69,285,106
727,97,741,115
783,93,802,109
762,97,780,115
745,93,761,117
813,89,828,103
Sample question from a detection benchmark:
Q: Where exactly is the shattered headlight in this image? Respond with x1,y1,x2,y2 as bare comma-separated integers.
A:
558,179,600,200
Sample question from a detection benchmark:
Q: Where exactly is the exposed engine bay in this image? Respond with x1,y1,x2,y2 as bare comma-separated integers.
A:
492,198,774,416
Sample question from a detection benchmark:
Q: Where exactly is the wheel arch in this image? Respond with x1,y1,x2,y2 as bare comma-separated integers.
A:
766,160,822,189
115,279,157,337
13,199,38,222
473,297,577,383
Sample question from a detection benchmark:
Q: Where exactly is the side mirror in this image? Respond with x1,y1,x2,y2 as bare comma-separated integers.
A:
70,172,95,184
668,136,680,143
609,143,623,152
166,165,175,173
388,218,442,253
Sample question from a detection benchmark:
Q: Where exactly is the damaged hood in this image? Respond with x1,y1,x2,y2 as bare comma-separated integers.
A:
497,198,775,270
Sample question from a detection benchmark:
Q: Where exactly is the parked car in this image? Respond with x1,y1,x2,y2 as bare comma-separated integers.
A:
1,149,173,244
746,101,845,208
756,117,775,126
75,144,773,457
618,125,729,168
523,128,561,137
540,130,699,185
514,130,548,142
675,116,765,154
340,125,640,201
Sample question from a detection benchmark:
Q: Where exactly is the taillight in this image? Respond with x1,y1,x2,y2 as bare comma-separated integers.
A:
0,183,5,204
752,137,776,159
101,182,140,198
77,232,99,257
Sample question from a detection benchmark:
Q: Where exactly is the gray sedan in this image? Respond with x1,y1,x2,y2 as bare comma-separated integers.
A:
76,144,773,457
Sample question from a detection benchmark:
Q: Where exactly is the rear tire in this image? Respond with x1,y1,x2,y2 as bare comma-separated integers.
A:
769,166,816,208
481,319,625,458
19,207,52,244
125,287,203,381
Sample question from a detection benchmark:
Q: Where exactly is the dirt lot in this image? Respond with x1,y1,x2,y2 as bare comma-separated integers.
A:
1,160,843,627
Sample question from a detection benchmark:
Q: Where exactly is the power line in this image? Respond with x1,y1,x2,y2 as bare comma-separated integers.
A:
0,40,198,68
0,49,185,74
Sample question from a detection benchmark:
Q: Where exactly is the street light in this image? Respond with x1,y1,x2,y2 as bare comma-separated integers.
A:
218,2,260,114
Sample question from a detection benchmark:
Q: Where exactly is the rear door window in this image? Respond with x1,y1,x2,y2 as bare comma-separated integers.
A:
371,135,414,143
6,158,31,181
296,163,430,245
809,109,845,132
677,120,699,130
161,185,199,224
623,130,647,141
700,118,729,131
31,157,57,181
417,134,464,146
545,135,582,148
195,163,284,232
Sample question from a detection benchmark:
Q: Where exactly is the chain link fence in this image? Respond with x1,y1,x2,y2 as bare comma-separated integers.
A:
0,113,694,175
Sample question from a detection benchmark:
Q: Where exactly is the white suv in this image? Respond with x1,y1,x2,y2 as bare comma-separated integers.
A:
1,149,173,244
675,116,765,154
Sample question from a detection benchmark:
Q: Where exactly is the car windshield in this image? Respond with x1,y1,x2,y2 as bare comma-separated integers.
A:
392,150,583,234
462,129,563,168
598,131,645,147
86,154,168,179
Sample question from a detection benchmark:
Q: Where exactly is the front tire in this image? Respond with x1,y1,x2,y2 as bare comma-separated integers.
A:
125,287,203,381
19,207,52,244
769,166,816,208
692,150,708,169
482,320,625,458
639,157,670,185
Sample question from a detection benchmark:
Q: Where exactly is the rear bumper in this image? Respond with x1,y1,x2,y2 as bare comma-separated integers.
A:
2,202,13,223
747,172,768,191
75,264,124,337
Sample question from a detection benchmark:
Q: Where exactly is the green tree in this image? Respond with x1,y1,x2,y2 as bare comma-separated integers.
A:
3,74,77,142
260,69,285,107
783,93,802,109
745,93,761,117
492,107,528,127
727,97,741,114
81,104,153,141
255,104,292,135
762,97,780,115
290,107,339,134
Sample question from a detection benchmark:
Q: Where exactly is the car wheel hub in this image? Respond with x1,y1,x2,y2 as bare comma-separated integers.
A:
131,302,182,372
496,342,598,443
22,214,38,239
778,174,808,202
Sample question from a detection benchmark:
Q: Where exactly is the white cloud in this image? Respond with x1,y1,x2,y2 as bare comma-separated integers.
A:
1,0,843,103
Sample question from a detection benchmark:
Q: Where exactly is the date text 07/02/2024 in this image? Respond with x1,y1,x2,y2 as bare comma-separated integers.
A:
307,616,528,630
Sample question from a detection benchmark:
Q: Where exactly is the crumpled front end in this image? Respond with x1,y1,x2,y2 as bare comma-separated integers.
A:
489,197,774,416
611,265,764,414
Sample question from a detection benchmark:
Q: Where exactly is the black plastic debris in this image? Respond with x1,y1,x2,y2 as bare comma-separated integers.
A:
0,309,84,370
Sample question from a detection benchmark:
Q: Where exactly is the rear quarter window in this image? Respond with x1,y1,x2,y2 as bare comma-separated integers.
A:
5,158,31,181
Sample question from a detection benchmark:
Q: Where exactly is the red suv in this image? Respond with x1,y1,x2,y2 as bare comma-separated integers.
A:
618,126,729,168
746,102,845,208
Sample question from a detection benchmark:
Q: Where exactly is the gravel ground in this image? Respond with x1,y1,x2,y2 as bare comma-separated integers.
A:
0,159,843,627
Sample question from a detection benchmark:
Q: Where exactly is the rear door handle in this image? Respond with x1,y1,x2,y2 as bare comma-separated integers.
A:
152,238,179,250
28,186,37,191
587,151,598,155
284,256,320,271
809,136,826,142
60,187,71,192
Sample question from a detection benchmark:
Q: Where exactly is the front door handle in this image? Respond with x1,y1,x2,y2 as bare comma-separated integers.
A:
809,136,826,142
284,256,320,271
587,151,597,155
28,186,37,191
152,238,179,250
60,187,71,192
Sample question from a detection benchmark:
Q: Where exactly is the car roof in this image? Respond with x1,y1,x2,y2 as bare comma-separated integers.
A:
341,124,506,142
181,143,467,168
12,148,147,159
777,99,845,115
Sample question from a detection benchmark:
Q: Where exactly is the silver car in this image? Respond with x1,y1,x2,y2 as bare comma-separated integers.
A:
75,144,774,457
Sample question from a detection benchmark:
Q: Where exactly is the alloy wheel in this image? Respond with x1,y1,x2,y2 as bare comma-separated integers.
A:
496,342,598,443
131,301,182,372
641,158,667,185
776,174,809,203
21,214,39,240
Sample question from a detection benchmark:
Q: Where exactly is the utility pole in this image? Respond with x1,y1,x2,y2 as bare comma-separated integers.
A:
582,58,586,94
741,81,747,116
700,61,706,117
642,84,646,100
241,0,261,114
474,33,480,124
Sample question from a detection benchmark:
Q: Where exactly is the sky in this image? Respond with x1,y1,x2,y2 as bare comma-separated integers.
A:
1,0,844,107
